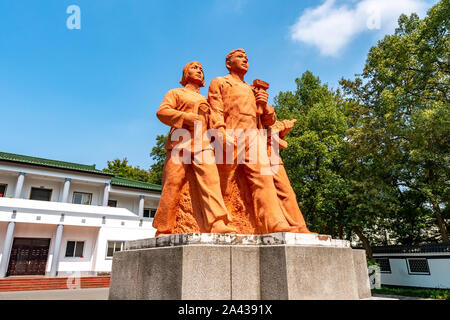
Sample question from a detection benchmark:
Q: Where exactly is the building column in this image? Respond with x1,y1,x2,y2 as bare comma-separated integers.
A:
138,195,145,218
61,178,71,203
14,172,26,199
0,222,16,278
102,183,110,206
49,224,64,277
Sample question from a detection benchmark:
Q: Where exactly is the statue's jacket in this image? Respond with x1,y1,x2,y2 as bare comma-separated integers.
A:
157,88,216,153
208,74,277,131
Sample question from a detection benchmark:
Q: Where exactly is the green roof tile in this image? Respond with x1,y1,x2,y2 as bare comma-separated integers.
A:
111,176,162,192
0,151,112,176
0,151,162,192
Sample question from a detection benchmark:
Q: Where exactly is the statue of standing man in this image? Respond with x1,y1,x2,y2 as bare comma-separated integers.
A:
208,49,294,234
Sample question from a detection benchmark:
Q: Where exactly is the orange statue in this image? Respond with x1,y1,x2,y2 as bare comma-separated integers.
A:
208,49,295,234
152,61,236,236
268,120,315,234
152,51,315,236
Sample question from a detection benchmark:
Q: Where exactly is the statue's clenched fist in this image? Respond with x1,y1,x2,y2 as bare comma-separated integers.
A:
255,90,269,106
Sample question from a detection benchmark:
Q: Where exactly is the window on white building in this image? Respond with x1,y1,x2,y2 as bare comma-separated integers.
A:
30,187,52,201
0,184,7,197
73,192,92,205
108,200,118,207
143,208,157,218
65,241,85,258
106,241,125,259
407,258,430,275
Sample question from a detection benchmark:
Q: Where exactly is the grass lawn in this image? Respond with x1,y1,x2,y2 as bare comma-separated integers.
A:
372,286,450,300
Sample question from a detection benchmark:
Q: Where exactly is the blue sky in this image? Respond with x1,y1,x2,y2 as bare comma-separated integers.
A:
0,0,438,170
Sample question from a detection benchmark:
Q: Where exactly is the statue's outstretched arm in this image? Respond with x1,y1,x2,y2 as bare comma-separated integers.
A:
261,105,277,127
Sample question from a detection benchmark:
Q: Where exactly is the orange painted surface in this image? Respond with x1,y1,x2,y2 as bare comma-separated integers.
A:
152,52,314,235
153,62,235,236
269,120,314,234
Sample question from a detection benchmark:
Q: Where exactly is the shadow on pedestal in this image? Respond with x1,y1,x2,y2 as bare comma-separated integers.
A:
109,233,371,300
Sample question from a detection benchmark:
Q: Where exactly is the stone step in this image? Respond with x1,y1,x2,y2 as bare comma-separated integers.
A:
0,286,110,292
0,282,110,287
0,276,110,281
0,281,110,286
0,282,110,288
0,279,110,283
0,281,109,288
0,276,110,292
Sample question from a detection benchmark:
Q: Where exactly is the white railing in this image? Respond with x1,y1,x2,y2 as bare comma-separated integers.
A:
0,197,139,219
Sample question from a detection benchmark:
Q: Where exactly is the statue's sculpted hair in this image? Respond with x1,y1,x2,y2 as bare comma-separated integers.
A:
180,61,205,87
226,49,246,72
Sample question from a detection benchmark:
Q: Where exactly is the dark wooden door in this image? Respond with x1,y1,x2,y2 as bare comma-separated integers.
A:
7,238,50,276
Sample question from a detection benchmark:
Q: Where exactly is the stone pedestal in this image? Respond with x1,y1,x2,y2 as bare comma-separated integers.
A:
109,233,371,300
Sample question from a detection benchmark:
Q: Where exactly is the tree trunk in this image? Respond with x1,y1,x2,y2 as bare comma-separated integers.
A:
425,163,449,243
431,198,449,243
352,226,373,259
338,224,344,240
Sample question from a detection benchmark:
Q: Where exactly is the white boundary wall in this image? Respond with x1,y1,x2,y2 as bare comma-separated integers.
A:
374,253,450,289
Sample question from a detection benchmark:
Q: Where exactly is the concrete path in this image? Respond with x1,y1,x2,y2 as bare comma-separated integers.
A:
369,294,437,300
0,289,433,300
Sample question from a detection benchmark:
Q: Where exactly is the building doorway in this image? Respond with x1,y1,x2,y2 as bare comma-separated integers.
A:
7,238,51,276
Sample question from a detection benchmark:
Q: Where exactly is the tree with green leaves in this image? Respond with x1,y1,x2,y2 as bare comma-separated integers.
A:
274,71,397,258
148,134,167,185
103,134,168,185
340,0,449,243
274,71,352,238
103,158,153,183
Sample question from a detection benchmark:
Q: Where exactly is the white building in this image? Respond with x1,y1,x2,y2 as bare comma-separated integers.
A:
373,244,450,289
0,151,161,278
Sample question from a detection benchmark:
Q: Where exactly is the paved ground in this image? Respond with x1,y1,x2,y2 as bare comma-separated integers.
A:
369,294,437,300
0,288,110,300
0,288,435,300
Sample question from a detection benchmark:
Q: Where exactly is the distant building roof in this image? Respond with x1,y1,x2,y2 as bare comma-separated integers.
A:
111,176,162,192
373,243,450,254
0,151,162,192
0,151,112,176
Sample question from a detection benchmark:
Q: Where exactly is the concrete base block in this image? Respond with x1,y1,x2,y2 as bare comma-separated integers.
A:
180,246,231,300
231,246,260,300
109,233,371,300
109,250,141,300
352,249,372,299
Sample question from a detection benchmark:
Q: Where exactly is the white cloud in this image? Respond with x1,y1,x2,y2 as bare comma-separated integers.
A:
290,0,429,57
